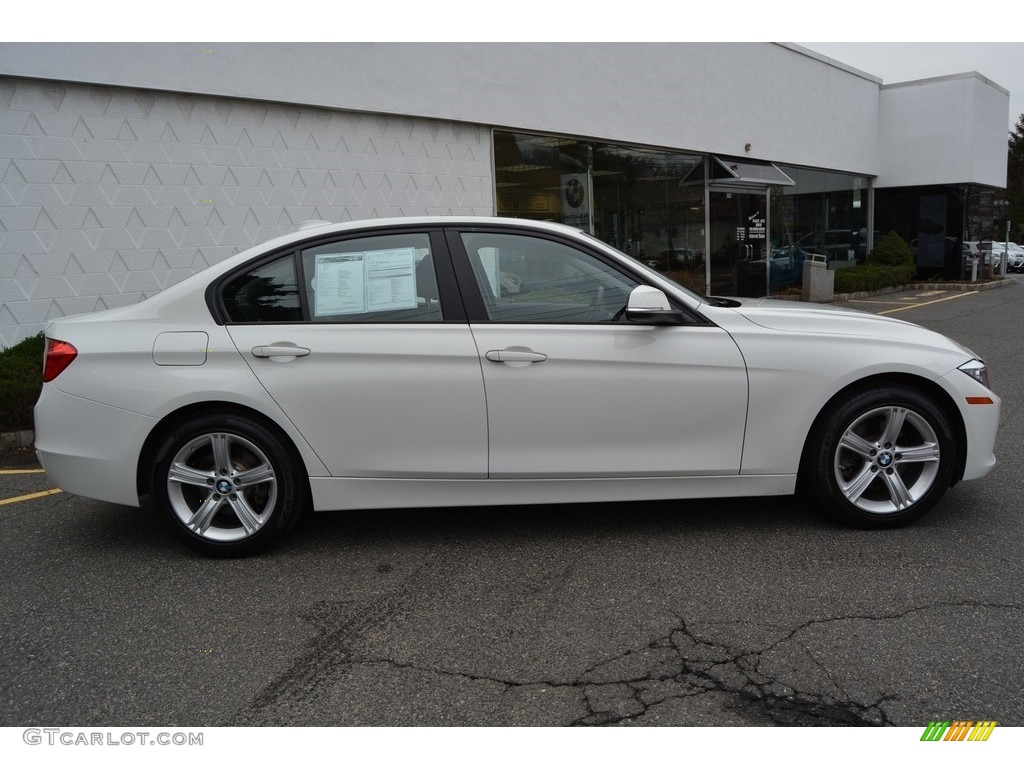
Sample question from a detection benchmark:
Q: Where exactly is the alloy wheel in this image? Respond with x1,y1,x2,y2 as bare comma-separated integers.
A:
166,431,279,542
833,405,941,514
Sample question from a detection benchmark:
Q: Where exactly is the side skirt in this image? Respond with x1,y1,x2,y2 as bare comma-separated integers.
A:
309,474,797,511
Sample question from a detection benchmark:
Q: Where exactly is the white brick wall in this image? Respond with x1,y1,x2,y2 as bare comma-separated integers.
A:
0,77,495,347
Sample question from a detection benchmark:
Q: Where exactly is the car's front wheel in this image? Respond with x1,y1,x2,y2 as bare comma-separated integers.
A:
806,385,956,528
151,413,306,555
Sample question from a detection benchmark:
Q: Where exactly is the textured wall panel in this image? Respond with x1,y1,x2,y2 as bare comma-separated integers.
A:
0,77,494,347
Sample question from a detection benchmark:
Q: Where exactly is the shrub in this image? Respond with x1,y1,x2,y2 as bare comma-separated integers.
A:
834,264,916,294
867,231,915,268
0,332,45,431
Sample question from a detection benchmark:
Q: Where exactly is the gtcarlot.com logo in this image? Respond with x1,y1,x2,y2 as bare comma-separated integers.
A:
920,721,997,742
23,728,203,747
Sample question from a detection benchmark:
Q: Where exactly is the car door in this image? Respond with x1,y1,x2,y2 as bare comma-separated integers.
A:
221,228,487,478
448,227,749,479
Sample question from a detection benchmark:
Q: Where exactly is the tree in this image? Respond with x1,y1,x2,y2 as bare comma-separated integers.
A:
1007,113,1024,240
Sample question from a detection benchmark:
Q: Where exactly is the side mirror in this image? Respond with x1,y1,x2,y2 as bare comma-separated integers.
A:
625,285,684,324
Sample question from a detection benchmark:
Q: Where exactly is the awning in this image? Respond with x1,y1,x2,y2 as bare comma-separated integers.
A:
710,156,795,186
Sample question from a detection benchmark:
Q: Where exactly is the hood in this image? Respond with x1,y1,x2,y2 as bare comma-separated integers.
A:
722,298,976,357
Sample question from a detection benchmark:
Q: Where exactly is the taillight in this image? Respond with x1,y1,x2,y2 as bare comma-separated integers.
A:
42,338,78,383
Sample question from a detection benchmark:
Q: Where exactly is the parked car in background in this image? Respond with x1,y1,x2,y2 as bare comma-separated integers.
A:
34,217,1000,555
795,230,868,264
975,241,1005,269
1004,243,1024,272
646,247,704,273
749,244,812,289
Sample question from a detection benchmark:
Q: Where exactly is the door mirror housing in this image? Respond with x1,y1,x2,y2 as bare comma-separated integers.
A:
625,286,684,324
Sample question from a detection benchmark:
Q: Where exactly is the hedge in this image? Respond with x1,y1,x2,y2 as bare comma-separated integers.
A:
832,232,917,294
0,332,45,432
834,264,917,294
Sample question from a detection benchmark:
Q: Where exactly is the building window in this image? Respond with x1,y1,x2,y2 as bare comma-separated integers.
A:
494,131,707,293
494,131,873,296
771,167,871,267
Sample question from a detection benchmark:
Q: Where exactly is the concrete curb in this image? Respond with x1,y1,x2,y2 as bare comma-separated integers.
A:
906,277,1016,292
832,276,1015,303
1,430,35,450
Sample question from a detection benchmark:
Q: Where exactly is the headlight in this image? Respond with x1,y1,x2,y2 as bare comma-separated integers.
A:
958,359,990,389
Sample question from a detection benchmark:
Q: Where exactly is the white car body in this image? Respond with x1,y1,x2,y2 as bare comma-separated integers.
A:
34,217,1000,554
1004,243,1024,272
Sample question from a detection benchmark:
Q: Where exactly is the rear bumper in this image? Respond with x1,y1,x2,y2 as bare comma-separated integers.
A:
34,385,156,507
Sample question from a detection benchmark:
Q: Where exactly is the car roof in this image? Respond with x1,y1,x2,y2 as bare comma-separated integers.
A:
183,216,587,282
91,216,597,318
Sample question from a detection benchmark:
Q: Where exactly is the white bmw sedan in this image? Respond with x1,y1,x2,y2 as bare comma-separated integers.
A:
34,217,1000,555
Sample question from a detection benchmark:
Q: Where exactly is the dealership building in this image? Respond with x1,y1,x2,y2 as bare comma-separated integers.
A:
0,42,1010,347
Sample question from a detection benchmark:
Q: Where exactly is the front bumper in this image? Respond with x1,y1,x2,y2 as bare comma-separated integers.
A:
940,369,1001,482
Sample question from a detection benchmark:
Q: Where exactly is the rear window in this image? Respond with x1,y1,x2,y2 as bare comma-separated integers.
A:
222,256,302,323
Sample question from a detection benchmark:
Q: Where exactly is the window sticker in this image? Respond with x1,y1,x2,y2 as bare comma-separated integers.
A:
365,248,418,311
314,248,418,316
314,254,366,315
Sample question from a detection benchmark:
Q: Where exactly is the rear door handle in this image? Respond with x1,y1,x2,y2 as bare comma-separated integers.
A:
485,349,548,363
251,344,311,359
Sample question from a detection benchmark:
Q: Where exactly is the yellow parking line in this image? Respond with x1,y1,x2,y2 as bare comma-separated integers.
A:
849,299,912,305
878,291,979,315
0,489,63,506
0,469,46,475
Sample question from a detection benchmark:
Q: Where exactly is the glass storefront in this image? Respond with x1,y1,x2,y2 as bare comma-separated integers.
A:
875,185,971,280
772,166,871,264
494,130,871,297
494,132,707,293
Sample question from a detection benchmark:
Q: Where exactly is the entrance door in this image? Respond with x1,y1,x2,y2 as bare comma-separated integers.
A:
709,189,769,297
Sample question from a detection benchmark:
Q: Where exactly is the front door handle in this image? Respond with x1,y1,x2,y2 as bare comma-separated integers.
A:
251,344,311,359
485,349,548,363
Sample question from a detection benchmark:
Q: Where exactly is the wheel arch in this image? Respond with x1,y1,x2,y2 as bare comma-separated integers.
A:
798,372,967,488
136,401,313,497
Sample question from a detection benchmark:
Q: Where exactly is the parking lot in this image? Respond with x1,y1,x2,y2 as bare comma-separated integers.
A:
2,281,1022,727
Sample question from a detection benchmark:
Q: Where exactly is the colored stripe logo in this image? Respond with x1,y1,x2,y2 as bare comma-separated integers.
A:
921,721,997,741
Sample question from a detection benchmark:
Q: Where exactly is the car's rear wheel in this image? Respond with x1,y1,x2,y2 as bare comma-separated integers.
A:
151,413,306,555
806,385,955,528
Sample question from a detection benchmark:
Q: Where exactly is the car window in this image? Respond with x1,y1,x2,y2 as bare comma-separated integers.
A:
301,233,443,323
460,232,638,323
222,255,302,323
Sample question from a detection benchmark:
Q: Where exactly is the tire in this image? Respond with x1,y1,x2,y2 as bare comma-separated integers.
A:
805,385,955,528
150,413,307,556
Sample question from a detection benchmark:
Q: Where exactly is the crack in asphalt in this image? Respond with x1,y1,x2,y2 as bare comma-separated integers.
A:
240,599,1022,726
